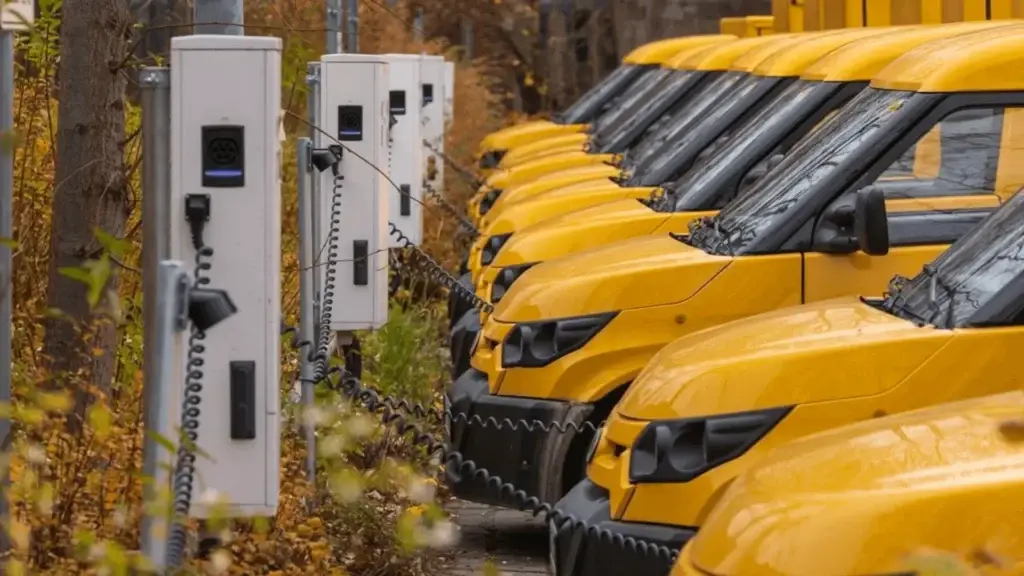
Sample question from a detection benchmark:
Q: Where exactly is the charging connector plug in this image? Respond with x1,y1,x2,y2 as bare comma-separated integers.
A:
185,194,212,251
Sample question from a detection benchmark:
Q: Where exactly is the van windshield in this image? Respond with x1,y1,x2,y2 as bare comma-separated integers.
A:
693,88,918,255
556,65,649,124
621,71,746,168
625,75,781,186
669,80,843,211
591,69,674,134
593,71,701,152
885,192,1024,328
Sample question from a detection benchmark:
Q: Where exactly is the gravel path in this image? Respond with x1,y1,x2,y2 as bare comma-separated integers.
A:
438,499,550,575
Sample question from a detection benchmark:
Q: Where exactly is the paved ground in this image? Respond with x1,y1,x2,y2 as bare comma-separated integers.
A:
439,499,550,575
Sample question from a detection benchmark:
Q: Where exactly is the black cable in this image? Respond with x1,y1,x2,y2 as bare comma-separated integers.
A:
166,208,214,569
287,110,479,235
388,222,493,313
422,138,483,189
327,368,677,565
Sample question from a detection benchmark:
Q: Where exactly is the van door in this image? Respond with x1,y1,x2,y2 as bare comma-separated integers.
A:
802,106,1014,303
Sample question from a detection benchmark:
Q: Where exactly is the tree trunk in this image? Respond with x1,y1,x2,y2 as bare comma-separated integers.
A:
44,0,131,419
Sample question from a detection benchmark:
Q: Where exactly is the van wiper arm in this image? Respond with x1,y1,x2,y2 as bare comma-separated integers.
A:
713,219,737,257
922,264,959,328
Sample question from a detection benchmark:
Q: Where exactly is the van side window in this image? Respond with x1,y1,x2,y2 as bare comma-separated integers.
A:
873,107,1010,199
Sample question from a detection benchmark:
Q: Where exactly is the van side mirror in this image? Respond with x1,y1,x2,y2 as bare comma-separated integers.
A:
855,186,889,256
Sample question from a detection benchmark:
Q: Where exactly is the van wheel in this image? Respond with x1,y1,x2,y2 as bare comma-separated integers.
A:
560,386,628,496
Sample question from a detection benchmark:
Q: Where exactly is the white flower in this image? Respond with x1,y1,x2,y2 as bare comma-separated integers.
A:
407,478,436,504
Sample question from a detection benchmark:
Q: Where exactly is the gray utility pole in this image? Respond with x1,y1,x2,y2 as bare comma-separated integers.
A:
461,17,473,59
305,63,322,344
296,138,316,481
194,0,243,34
345,0,359,53
413,7,424,43
138,66,176,571
327,0,342,53
0,26,14,560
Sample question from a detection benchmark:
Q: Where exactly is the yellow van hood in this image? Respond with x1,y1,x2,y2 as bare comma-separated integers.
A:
498,133,590,168
492,236,730,323
480,183,653,237
482,151,613,192
617,298,951,420
690,391,1024,576
478,120,587,155
482,167,624,226
492,197,672,266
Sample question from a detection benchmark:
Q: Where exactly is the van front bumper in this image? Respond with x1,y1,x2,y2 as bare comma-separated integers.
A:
447,272,476,330
550,479,694,576
444,368,594,507
449,310,480,379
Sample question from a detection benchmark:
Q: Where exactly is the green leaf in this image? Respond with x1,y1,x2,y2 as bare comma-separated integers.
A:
93,228,130,259
57,266,92,284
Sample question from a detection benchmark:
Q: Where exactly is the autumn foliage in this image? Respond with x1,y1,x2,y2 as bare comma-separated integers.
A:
3,0,505,573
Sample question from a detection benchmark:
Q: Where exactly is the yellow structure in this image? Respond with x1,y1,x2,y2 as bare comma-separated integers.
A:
718,15,775,37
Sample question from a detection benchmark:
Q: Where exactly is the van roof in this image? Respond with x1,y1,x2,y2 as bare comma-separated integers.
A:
729,29,855,73
623,35,738,65
804,21,1024,82
752,26,911,77
874,24,1024,92
674,35,785,71
663,37,740,70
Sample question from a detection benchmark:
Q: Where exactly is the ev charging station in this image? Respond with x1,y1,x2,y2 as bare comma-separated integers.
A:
444,61,455,127
383,54,424,247
420,55,447,196
169,35,283,518
317,53,390,331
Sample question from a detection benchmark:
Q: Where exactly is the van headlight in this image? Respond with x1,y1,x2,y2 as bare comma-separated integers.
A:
479,188,503,216
501,312,616,368
480,149,506,169
480,233,512,266
628,407,792,484
490,263,536,303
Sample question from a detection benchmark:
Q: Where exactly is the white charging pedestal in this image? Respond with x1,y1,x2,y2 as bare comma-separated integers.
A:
420,55,446,197
169,34,282,518
384,54,424,247
318,53,390,331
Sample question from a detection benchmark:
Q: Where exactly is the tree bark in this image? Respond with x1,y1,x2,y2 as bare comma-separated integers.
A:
44,0,131,413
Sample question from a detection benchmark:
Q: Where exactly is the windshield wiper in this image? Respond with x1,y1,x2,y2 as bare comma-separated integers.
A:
713,218,736,257
921,263,958,328
879,274,931,326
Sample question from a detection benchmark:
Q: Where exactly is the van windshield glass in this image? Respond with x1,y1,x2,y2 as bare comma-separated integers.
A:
669,80,841,210
622,71,746,167
593,71,699,150
556,65,648,124
592,69,674,134
696,88,917,255
626,75,779,186
886,192,1024,328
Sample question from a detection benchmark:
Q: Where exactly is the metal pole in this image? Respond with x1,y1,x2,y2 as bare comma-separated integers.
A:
327,0,342,53
296,138,317,481
193,0,243,35
139,67,174,571
413,7,424,43
140,260,187,571
345,0,359,53
305,63,322,342
0,29,14,560
461,17,473,59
